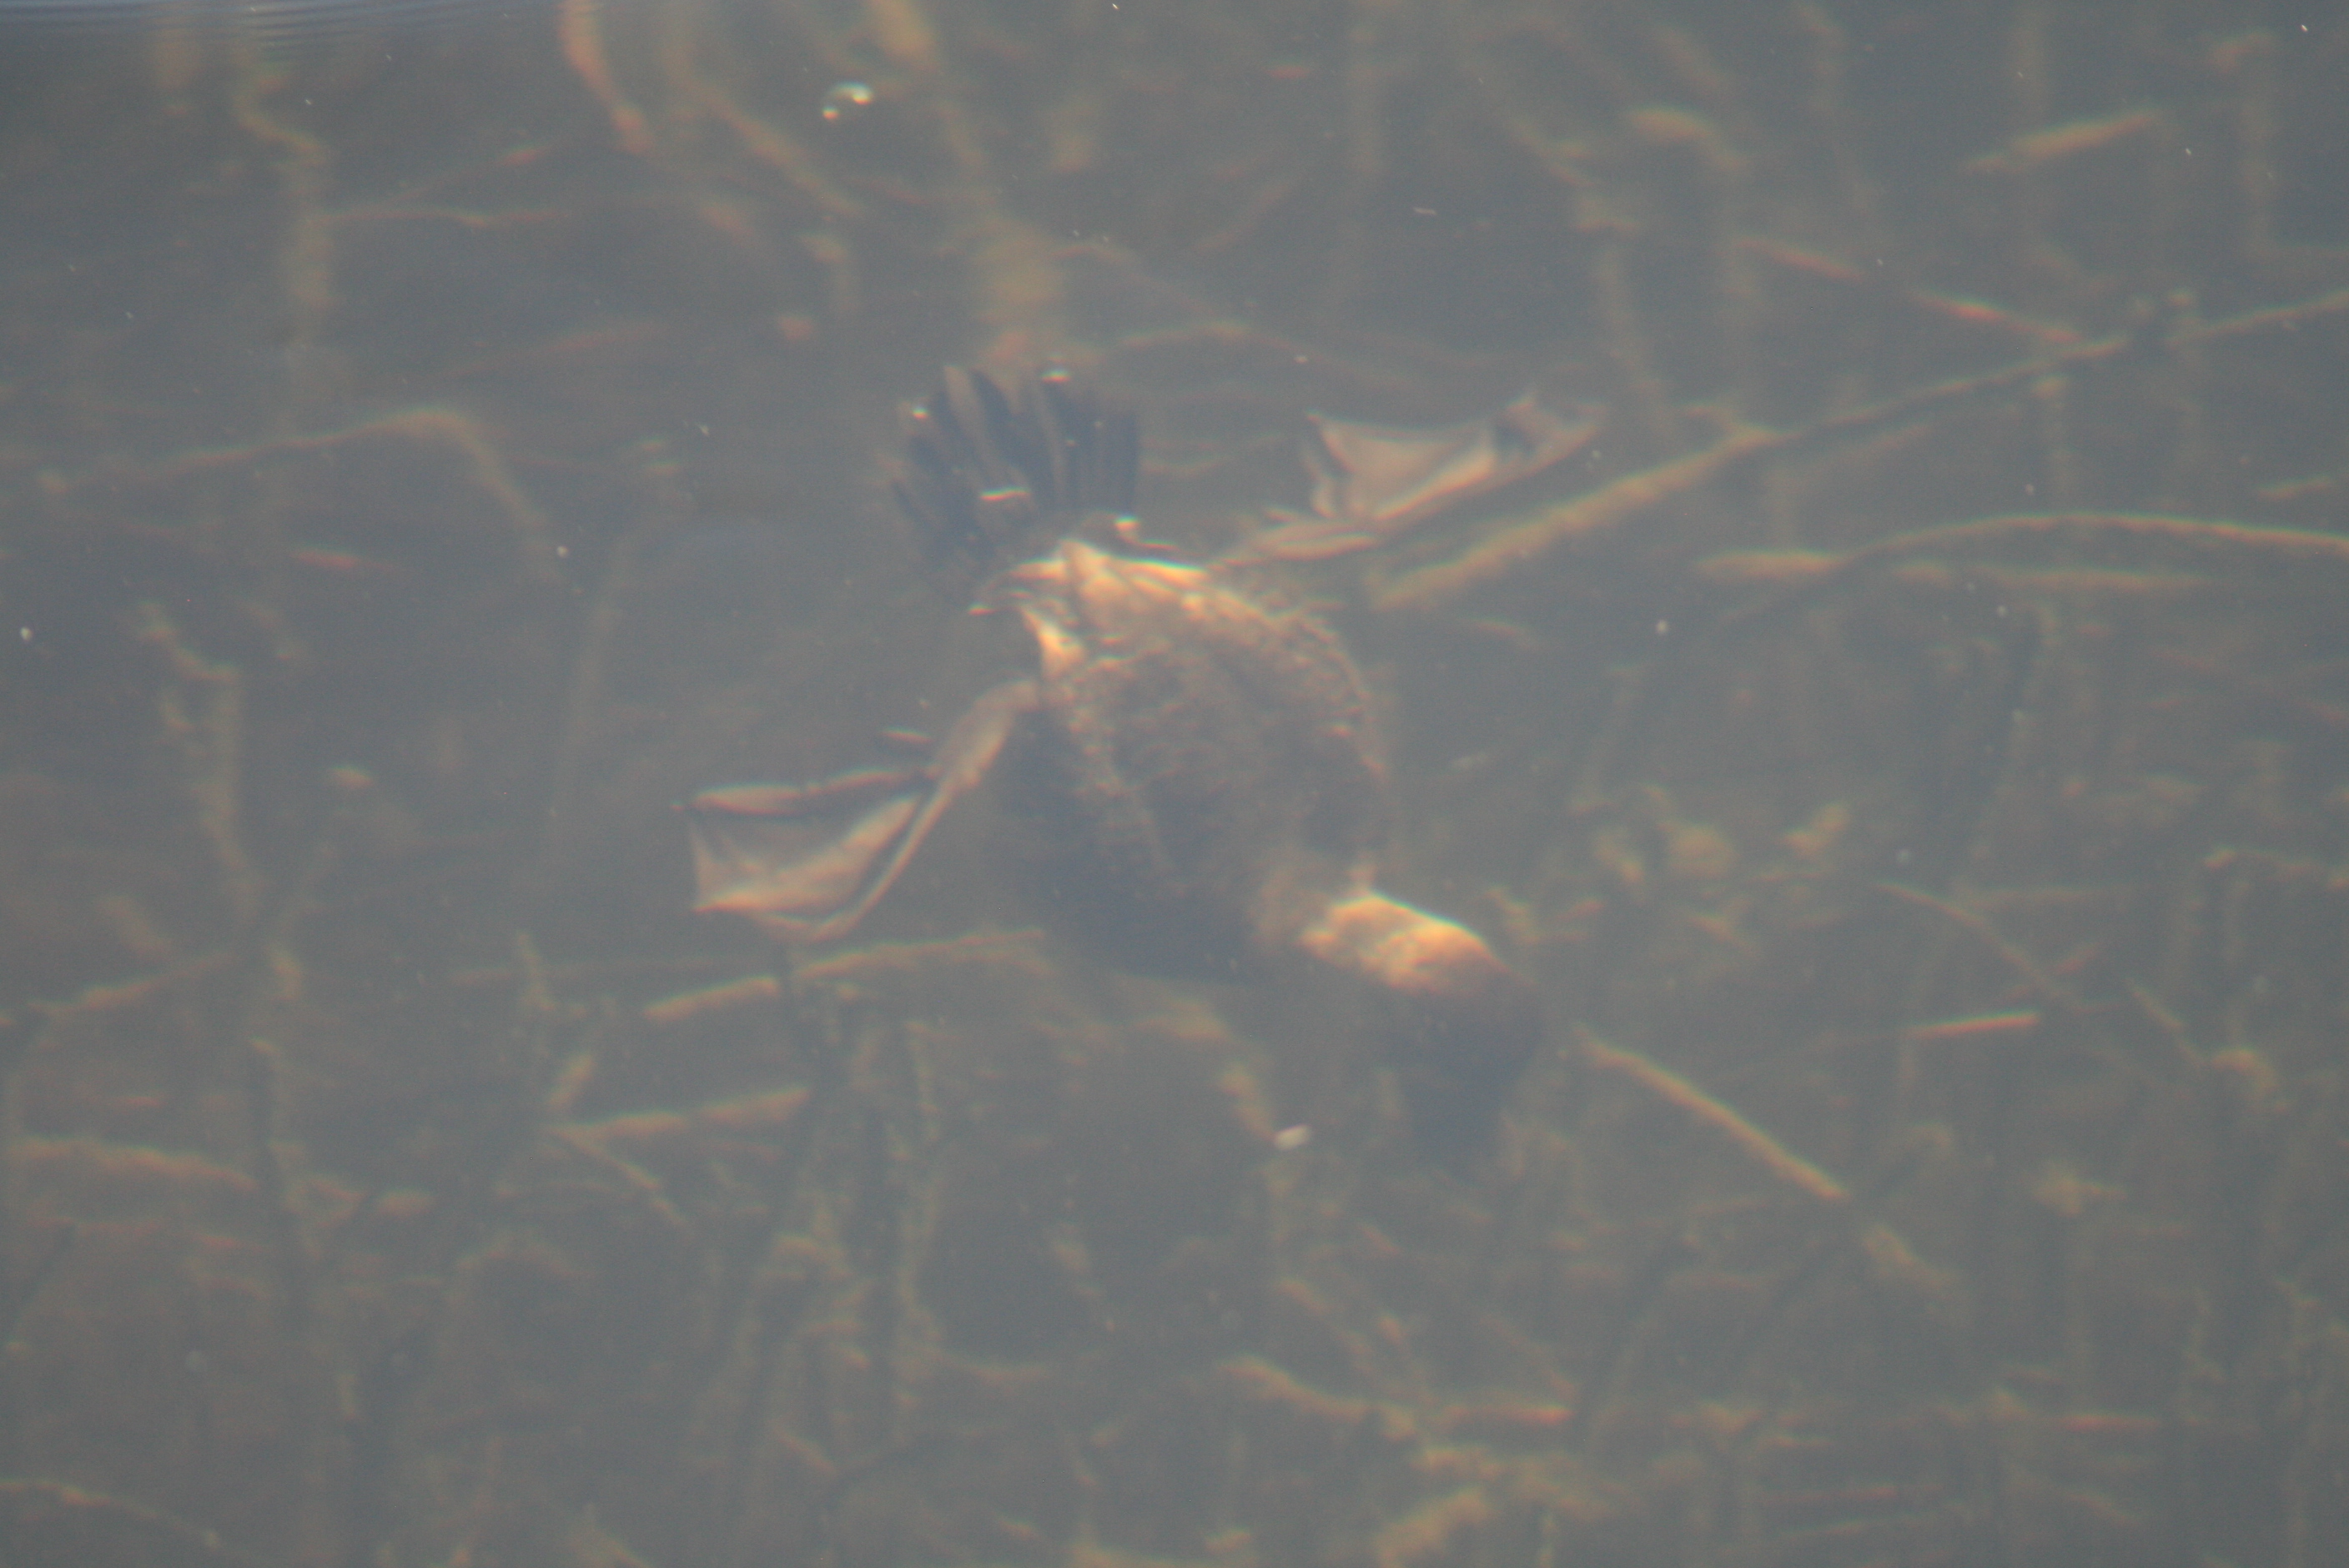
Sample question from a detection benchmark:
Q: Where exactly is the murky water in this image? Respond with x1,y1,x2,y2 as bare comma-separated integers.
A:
3,2,2346,1564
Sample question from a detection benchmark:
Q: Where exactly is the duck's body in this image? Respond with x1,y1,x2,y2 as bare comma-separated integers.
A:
990,536,1385,979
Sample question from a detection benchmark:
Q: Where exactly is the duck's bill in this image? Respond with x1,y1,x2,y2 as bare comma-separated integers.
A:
681,679,1039,943
1235,392,1598,565
1296,892,1543,1166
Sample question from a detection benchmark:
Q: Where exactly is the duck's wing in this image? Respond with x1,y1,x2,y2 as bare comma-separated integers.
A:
682,679,1040,942
1234,391,1597,565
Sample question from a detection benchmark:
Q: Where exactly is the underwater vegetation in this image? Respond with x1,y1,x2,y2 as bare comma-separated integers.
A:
1,0,2347,1565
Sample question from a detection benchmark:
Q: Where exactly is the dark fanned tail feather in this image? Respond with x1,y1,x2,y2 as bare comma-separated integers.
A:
893,367,1139,578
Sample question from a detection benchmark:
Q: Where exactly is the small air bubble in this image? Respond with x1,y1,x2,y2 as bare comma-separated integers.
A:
821,82,874,123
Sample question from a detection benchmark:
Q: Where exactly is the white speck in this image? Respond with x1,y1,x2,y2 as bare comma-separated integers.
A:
17,628,28,641
1272,1124,1313,1152
1655,619,1670,636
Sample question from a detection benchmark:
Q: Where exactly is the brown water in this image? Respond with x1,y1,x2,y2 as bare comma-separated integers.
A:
2,2,2346,1564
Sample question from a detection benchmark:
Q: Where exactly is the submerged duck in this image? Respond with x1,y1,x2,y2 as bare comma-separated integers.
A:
685,367,1590,1161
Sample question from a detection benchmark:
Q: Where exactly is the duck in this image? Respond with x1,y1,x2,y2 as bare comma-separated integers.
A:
684,366,1590,1161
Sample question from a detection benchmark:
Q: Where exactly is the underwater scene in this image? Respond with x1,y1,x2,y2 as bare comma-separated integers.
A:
1,0,2346,1563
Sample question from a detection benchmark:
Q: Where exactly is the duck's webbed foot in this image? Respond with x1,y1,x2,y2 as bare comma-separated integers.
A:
1296,892,1542,1167
682,678,1039,943
1230,392,1597,565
